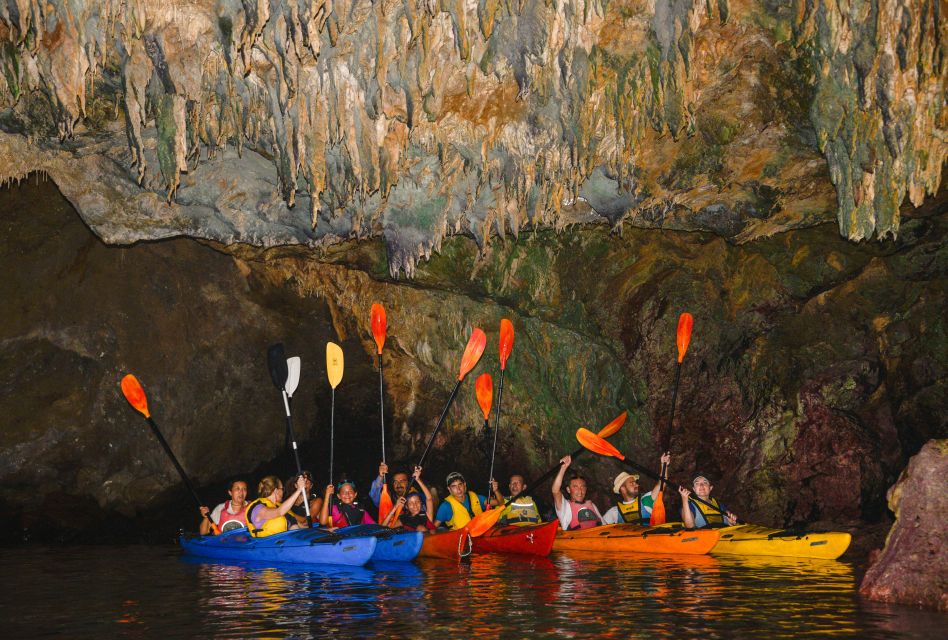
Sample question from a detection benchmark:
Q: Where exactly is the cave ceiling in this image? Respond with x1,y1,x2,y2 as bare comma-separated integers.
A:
0,0,945,276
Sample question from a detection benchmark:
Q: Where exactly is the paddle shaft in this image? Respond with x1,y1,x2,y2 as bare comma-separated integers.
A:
329,388,335,485
400,378,463,501
281,390,312,524
378,352,386,482
486,369,505,497
143,416,217,531
658,363,682,492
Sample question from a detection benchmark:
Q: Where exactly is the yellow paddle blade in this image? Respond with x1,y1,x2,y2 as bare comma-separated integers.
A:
597,411,627,438
326,342,344,389
650,491,667,526
120,374,150,418
457,328,487,381
576,427,625,460
467,505,505,537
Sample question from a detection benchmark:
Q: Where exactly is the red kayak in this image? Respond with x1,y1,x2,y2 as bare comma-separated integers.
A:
471,521,558,557
417,527,472,559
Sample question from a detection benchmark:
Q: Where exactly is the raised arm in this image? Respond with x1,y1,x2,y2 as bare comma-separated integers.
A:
319,484,334,527
414,467,435,519
649,452,671,498
551,455,572,510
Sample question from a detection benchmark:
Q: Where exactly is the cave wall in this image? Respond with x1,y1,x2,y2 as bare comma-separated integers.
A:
1,176,944,541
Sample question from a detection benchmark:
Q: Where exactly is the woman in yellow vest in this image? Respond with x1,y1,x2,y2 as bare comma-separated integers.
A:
246,475,307,537
679,475,739,527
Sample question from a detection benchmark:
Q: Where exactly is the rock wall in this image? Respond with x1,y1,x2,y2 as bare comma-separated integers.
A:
860,440,948,611
0,1,944,277
1,176,944,543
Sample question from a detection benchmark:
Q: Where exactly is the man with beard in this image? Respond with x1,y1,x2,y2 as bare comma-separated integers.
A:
551,456,604,530
601,452,670,526
369,462,422,514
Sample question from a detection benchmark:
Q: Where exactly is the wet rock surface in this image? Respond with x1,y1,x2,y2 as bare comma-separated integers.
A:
860,440,948,611
0,1,944,276
1,177,944,549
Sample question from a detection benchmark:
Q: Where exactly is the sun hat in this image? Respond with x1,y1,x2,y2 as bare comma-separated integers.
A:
613,471,640,494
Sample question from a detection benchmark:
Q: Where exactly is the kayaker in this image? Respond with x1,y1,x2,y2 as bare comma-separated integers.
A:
678,475,739,528
434,472,503,530
601,453,670,526
285,471,324,528
198,478,249,535
381,466,436,531
369,463,422,513
320,480,377,528
246,475,306,537
499,475,543,526
552,455,604,530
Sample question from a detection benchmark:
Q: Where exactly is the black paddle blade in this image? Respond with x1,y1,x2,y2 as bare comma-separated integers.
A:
267,343,289,390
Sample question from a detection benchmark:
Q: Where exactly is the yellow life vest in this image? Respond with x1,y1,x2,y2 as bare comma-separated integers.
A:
500,496,541,525
444,491,483,530
246,497,289,538
616,494,653,525
691,497,725,526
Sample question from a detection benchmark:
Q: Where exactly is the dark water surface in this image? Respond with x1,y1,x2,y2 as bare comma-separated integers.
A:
1,545,942,638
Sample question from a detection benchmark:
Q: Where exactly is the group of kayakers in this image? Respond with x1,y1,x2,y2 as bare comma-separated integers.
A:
198,451,738,536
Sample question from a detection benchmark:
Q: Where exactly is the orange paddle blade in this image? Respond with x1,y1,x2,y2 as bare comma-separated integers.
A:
120,374,151,418
650,491,667,526
457,328,487,381
576,428,625,460
371,303,386,354
378,484,394,524
387,501,404,529
597,411,627,438
676,312,694,363
498,319,514,370
475,373,493,420
467,505,505,537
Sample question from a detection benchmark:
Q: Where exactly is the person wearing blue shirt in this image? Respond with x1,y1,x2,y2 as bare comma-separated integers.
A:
434,472,502,530
369,462,420,512
678,475,739,527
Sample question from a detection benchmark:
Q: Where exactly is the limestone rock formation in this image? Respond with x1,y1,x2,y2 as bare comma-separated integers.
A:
860,440,948,611
0,0,944,277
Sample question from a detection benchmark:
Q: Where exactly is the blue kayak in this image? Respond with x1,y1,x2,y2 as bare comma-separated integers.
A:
334,524,424,562
179,528,376,566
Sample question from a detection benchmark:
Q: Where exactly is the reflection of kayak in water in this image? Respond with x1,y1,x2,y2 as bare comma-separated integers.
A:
179,528,376,566
418,527,472,559
471,521,558,557
333,524,424,562
710,524,852,560
552,523,719,555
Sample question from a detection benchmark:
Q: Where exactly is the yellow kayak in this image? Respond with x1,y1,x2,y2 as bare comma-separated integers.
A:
710,524,851,560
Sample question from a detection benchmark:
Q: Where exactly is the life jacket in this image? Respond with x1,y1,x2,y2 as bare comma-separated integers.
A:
690,497,725,527
246,497,291,537
218,500,248,532
567,500,602,530
400,512,434,531
333,502,368,527
500,496,542,525
615,495,652,526
443,492,483,530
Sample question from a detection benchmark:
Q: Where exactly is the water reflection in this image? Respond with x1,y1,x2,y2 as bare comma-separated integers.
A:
0,546,943,638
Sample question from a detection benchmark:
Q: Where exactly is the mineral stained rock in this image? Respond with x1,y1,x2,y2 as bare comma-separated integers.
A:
860,440,948,611
0,0,945,277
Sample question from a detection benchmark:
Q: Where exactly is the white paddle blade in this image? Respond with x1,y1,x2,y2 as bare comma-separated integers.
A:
326,342,344,389
285,357,301,397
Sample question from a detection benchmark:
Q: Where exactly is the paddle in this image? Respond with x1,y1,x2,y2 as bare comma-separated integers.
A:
120,374,220,535
475,372,493,488
326,341,344,487
389,327,487,525
466,412,626,536
486,319,514,501
267,343,311,525
651,312,694,526
575,427,729,519
371,303,394,524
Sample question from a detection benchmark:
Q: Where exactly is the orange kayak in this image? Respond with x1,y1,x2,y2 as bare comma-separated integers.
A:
417,527,472,559
552,523,719,555
472,521,558,557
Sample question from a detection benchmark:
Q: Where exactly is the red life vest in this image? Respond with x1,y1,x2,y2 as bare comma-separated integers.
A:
568,500,601,530
218,500,248,532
